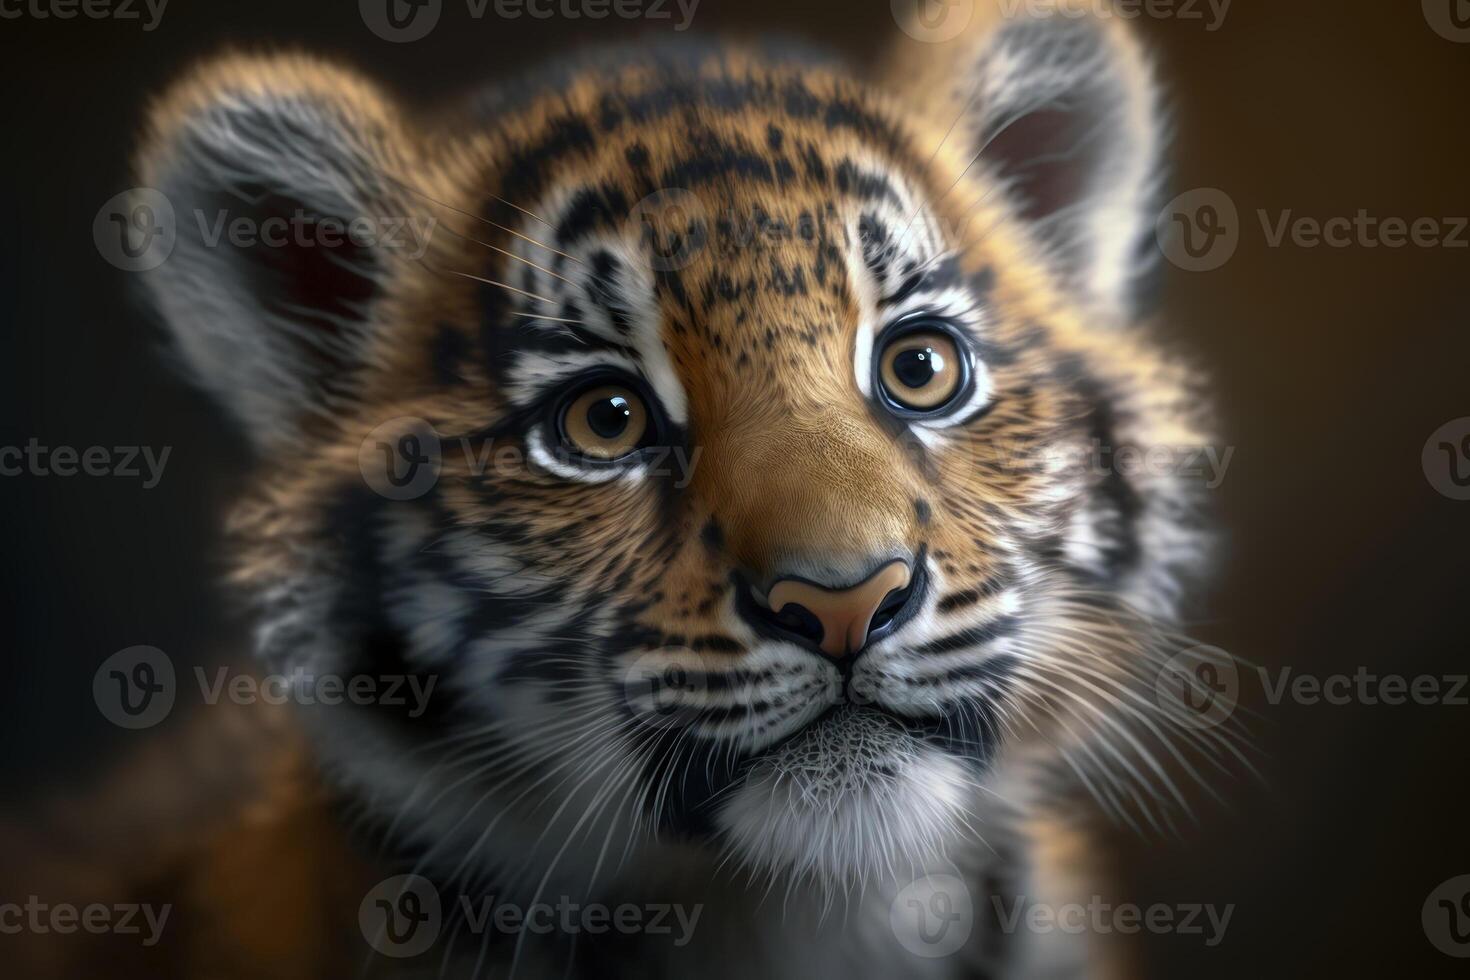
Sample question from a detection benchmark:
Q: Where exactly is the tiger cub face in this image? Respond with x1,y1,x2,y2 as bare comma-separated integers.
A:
138,3,1209,893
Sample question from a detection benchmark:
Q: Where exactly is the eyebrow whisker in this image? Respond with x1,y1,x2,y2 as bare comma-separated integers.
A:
385,175,584,266
442,224,578,287
509,311,586,325
426,263,560,307
487,194,553,228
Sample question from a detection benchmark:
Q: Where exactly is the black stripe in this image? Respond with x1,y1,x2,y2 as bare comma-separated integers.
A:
834,159,903,206
935,576,1007,614
915,615,1020,655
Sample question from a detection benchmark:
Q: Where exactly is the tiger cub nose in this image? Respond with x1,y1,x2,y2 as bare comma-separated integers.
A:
765,560,913,659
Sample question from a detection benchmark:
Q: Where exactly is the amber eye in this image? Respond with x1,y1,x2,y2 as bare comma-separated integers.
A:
560,384,649,459
877,330,965,412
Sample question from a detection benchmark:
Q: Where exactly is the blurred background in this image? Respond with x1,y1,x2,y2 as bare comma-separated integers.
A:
1,0,1467,975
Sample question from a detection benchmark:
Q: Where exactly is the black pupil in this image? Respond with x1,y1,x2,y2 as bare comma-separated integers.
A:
893,347,940,388
587,395,631,439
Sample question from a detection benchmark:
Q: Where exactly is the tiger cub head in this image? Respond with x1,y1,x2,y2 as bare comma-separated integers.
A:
137,2,1212,893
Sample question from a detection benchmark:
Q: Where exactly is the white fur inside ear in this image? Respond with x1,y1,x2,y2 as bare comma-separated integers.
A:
137,60,409,447
965,13,1163,322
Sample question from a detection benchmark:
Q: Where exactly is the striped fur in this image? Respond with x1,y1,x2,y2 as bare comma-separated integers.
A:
134,4,1231,976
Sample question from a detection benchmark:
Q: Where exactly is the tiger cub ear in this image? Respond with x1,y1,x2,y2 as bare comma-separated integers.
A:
134,54,425,449
883,1,1165,322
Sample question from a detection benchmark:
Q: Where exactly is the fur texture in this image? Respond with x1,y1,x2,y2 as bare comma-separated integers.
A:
114,3,1238,976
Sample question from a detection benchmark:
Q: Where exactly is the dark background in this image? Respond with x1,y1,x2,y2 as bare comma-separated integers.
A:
2,1,1467,976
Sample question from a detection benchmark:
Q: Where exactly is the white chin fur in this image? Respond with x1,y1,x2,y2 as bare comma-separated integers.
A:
715,707,975,892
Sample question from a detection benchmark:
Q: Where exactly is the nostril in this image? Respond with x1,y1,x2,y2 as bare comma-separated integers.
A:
867,584,911,634
770,601,824,644
734,553,926,660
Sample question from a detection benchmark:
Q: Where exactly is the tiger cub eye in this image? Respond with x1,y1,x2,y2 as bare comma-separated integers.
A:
561,385,649,459
879,332,962,410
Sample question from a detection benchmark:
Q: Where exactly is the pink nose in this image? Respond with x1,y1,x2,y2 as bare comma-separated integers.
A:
766,560,912,658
